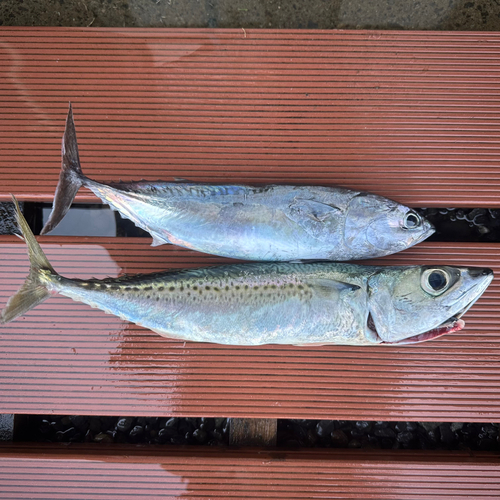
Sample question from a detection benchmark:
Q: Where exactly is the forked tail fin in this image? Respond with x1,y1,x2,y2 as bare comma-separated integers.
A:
40,103,85,235
1,196,57,324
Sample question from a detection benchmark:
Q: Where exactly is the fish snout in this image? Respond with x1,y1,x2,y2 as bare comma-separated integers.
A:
420,219,435,239
408,217,435,247
467,267,494,279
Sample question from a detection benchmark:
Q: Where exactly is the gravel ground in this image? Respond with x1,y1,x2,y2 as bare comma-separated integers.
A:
23,415,230,446
22,415,500,451
278,419,500,451
418,208,500,242
0,202,20,236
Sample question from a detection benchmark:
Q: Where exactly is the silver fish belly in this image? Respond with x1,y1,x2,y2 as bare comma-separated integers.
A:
41,105,435,261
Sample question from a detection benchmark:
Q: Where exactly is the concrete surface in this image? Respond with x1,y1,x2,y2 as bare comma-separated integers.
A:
1,0,500,30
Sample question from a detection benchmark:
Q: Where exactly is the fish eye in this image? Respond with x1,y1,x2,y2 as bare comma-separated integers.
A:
421,268,449,295
403,211,421,229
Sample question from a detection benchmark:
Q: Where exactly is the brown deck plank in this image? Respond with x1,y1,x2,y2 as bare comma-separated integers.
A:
0,443,499,500
1,28,500,206
0,237,499,421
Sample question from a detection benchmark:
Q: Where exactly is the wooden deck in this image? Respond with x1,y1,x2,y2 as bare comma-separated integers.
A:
1,27,500,420
1,27,500,499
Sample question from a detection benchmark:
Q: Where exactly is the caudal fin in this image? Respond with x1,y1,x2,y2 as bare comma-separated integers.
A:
1,196,57,324
40,103,85,235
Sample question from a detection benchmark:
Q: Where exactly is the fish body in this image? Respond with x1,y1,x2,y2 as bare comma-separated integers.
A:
41,105,435,261
2,197,492,347
89,180,431,261
50,262,376,346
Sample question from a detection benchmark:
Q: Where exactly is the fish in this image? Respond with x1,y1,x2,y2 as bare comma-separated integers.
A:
40,105,435,261
2,196,492,346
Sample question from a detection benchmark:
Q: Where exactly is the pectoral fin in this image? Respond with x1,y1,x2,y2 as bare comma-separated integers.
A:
289,198,341,220
286,199,342,240
312,278,360,296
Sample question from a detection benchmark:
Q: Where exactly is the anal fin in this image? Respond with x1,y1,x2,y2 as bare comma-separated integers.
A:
151,234,172,247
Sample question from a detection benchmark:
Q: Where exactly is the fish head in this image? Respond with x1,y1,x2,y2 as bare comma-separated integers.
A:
344,194,434,258
367,265,493,344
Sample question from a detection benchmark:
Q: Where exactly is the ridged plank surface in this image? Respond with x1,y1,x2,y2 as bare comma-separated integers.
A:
1,28,500,206
1,237,499,421
0,444,499,500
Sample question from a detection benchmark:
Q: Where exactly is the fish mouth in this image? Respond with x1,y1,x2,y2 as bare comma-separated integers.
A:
369,303,470,345
414,220,436,245
383,317,465,345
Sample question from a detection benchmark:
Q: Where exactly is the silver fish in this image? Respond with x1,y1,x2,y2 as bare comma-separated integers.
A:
40,105,434,261
2,197,491,346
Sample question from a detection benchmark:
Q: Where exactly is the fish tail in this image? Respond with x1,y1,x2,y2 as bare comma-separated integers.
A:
40,103,86,235
1,196,58,324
